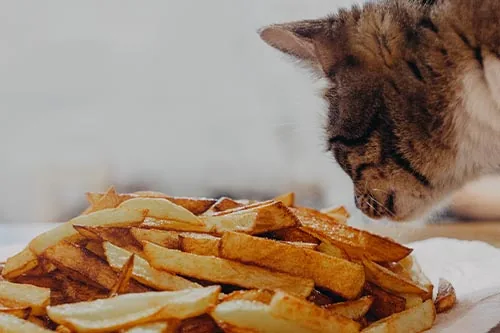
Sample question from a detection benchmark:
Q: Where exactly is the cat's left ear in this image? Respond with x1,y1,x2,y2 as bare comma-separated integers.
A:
259,19,340,76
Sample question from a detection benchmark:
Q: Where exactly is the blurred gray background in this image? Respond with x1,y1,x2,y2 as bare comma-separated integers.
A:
0,0,359,223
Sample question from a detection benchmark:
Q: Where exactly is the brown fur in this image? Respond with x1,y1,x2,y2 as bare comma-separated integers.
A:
260,0,500,221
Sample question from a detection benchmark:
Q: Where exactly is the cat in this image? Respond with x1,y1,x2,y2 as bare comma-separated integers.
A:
259,0,500,222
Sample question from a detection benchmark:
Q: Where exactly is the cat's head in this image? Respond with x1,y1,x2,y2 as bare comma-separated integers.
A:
260,1,460,221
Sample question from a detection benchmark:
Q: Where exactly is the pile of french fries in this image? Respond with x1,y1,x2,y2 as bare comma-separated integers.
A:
0,187,457,332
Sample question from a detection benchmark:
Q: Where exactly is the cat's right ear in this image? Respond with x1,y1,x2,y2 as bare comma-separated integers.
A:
259,19,339,76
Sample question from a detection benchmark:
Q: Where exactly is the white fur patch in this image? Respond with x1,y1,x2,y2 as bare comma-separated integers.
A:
456,54,500,176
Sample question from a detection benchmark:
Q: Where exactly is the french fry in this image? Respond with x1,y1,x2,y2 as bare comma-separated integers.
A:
130,228,180,249
362,299,436,333
29,207,146,255
321,205,350,224
316,241,349,259
0,307,31,319
1,247,39,279
85,240,106,259
177,315,218,333
434,278,456,313
221,290,274,304
399,255,433,300
74,225,143,254
28,315,50,328
212,300,324,333
54,274,108,303
299,213,412,262
119,198,203,225
363,258,427,295
12,275,59,290
47,286,220,333
364,283,406,319
121,320,180,333
401,293,423,309
55,325,72,333
202,201,299,235
0,281,50,316
0,312,53,333
179,233,220,257
109,255,135,297
144,242,314,298
282,241,318,250
271,227,320,244
132,192,216,215
273,192,295,207
324,296,374,320
269,291,361,333
219,232,364,299
103,242,200,291
142,218,214,233
203,197,243,215
84,186,122,214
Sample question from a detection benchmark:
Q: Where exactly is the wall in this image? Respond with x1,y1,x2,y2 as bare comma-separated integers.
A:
0,0,360,223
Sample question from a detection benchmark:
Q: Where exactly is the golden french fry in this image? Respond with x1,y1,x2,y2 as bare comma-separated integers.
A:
142,218,214,233
321,205,350,219
364,283,406,319
121,320,180,333
29,207,146,255
1,247,39,279
177,315,217,333
119,198,203,225
132,192,216,215
399,255,433,301
55,325,73,333
103,242,200,291
0,312,53,333
271,227,320,244
202,201,299,235
269,291,360,333
221,290,274,304
74,225,143,254
0,307,31,319
130,228,180,249
0,281,50,316
272,192,295,207
48,286,220,333
363,258,428,295
144,242,314,298
203,197,243,215
362,299,436,333
53,272,108,303
434,278,456,313
84,186,122,214
401,293,423,309
179,233,220,257
282,241,318,250
324,296,374,320
85,240,106,259
316,241,349,259
109,255,135,297
219,232,364,299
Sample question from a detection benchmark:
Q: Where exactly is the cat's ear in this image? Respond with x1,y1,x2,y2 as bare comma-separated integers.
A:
259,19,339,76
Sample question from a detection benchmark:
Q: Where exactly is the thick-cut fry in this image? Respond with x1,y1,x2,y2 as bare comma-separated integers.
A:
316,241,348,259
399,255,433,300
203,197,243,215
109,255,135,297
212,300,323,333
219,232,364,299
177,315,217,333
321,205,350,224
74,225,143,253
282,241,318,250
54,274,108,303
273,192,295,207
298,211,412,262
85,240,106,258
144,242,314,298
363,258,428,295
434,278,456,313
132,192,216,215
179,233,220,257
122,321,180,333
142,218,214,233
130,228,180,249
401,294,423,309
324,296,374,320
269,291,361,333
271,227,320,244
221,290,274,304
0,281,50,316
84,186,122,214
48,286,220,333
202,201,299,235
119,198,203,225
103,242,200,291
361,299,436,333
0,307,31,319
1,247,39,279
364,283,406,319
0,312,53,333
29,207,146,255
